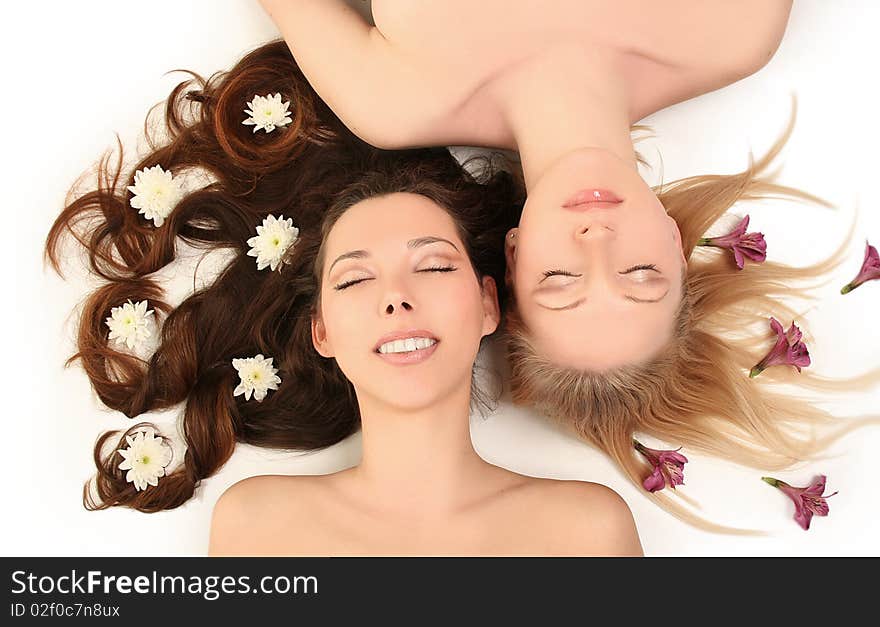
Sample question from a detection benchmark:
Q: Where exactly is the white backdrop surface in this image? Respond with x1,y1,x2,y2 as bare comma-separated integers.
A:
2,1,878,556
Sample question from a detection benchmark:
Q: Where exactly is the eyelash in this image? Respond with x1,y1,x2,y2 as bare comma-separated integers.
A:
333,265,458,291
542,264,657,278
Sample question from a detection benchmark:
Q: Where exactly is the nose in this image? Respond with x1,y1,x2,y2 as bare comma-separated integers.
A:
383,297,413,316
576,223,615,239
574,223,615,289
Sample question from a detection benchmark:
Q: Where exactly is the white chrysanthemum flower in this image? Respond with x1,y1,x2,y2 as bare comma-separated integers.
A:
105,299,155,351
242,93,293,133
127,164,183,227
116,429,173,491
246,214,300,271
232,354,282,402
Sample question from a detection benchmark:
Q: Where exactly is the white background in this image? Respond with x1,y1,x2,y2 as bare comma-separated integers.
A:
1,1,878,556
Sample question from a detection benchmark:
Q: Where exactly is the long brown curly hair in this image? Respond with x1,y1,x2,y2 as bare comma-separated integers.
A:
44,39,524,514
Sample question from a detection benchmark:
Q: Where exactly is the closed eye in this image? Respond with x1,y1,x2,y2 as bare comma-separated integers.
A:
334,265,457,291
542,269,581,280
334,277,372,290
621,264,658,274
419,265,457,273
541,265,658,281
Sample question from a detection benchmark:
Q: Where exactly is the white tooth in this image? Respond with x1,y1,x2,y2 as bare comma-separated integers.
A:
378,337,437,354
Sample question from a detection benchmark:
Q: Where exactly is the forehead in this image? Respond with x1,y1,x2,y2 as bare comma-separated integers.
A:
326,192,456,247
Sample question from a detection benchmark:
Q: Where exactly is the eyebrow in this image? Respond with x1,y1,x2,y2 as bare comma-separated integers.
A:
328,236,459,274
537,288,670,311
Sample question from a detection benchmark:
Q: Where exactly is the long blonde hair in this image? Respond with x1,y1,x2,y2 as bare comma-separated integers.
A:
503,96,880,533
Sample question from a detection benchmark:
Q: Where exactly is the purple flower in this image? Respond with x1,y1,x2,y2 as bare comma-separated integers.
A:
762,475,838,531
633,439,688,492
749,317,811,378
697,214,767,269
841,240,880,294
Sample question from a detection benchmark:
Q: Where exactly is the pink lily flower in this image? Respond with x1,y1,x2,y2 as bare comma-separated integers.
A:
841,240,880,294
749,317,811,378
697,214,767,269
633,439,688,492
762,475,838,530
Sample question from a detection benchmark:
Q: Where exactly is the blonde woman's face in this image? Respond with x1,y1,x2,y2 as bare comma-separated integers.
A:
507,148,687,371
313,192,499,410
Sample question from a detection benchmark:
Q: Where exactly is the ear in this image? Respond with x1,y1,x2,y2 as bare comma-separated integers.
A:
667,215,686,264
479,275,501,337
311,314,334,358
504,227,518,288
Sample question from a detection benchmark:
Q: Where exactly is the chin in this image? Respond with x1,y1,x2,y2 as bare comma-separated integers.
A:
363,373,466,411
376,391,451,413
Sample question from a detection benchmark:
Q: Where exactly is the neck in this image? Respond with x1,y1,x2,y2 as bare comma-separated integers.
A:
351,378,491,516
496,44,639,190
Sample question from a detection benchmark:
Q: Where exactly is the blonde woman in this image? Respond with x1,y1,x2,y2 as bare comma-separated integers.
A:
259,0,879,531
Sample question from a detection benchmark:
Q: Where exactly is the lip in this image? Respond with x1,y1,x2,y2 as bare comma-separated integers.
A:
376,341,439,366
562,188,624,209
373,329,439,352
373,329,440,366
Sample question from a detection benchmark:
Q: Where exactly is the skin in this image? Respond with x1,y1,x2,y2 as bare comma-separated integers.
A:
209,193,644,555
257,0,794,369
311,192,503,516
505,148,687,371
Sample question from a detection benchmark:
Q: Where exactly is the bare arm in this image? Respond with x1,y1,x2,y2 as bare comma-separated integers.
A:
256,0,432,148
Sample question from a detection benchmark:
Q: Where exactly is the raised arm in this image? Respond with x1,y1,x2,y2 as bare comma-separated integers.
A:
257,0,434,148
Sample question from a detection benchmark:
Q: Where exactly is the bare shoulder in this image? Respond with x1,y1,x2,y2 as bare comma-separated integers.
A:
212,474,293,512
208,474,316,556
701,0,794,82
523,479,644,557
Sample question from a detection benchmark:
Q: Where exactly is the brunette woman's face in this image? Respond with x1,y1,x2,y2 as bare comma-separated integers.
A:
312,192,499,410
507,148,687,371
